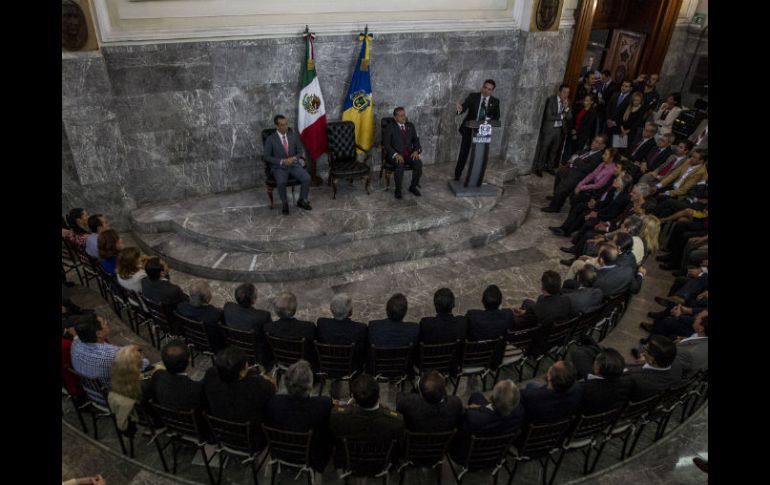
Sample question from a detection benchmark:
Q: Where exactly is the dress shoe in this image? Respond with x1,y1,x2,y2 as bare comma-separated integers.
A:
548,226,564,236
281,204,290,215
659,263,679,270
654,295,684,307
560,258,576,267
395,190,403,200
560,246,576,254
639,321,655,332
297,199,312,211
692,457,708,474
409,186,421,197
541,207,560,213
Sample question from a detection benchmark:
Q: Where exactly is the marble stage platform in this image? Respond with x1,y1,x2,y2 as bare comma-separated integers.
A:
130,162,530,283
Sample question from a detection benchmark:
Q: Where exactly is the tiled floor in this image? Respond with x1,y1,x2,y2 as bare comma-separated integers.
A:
62,172,707,484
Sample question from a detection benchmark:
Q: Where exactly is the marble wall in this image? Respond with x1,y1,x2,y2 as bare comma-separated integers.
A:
658,25,708,108
62,29,573,228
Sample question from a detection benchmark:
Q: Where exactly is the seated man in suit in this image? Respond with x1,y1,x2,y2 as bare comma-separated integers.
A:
223,283,273,369
578,348,633,416
263,114,312,215
521,360,582,424
624,335,683,401
672,314,708,379
396,370,463,433
368,293,419,348
465,285,515,340
317,293,368,370
383,107,423,199
203,347,277,451
542,134,608,212
513,271,574,353
649,148,707,202
625,122,657,162
264,291,317,367
562,265,604,316
329,374,405,469
450,379,525,462
266,360,333,472
141,257,189,307
175,279,226,353
593,246,645,297
631,133,674,182
419,288,468,345
638,140,693,187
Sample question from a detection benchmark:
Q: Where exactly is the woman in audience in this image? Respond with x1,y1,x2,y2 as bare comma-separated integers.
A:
97,229,124,277
619,91,646,144
565,94,598,160
651,93,682,136
638,214,661,260
108,345,144,434
116,247,149,293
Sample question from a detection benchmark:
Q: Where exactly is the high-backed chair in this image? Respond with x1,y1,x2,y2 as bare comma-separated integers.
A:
203,412,268,485
505,418,575,485
451,338,502,395
398,430,456,485
368,344,413,391
173,311,216,368
262,425,315,485
267,336,306,386
314,342,358,396
447,432,518,485
326,121,371,199
339,438,397,485
261,128,301,209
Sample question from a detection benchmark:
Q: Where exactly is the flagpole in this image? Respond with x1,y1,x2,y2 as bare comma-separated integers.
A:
302,25,324,186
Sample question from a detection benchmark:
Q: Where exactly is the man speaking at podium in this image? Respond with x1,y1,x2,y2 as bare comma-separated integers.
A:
454,79,500,182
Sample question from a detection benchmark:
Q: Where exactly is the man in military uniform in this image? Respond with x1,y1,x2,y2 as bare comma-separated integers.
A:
329,374,405,470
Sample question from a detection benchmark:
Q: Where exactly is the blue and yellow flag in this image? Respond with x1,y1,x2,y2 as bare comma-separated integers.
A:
342,32,374,152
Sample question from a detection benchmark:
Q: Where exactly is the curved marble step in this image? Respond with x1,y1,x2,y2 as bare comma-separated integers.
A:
132,182,530,283
129,163,500,252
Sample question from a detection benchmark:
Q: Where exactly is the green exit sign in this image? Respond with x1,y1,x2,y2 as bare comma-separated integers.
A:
692,12,706,25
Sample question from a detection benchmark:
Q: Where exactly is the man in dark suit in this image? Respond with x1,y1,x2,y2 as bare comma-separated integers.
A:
368,293,419,348
141,257,188,307
564,266,605,314
465,285,515,340
329,374,405,469
625,335,683,401
578,348,633,415
513,270,574,330
266,360,333,472
672,314,708,379
264,291,317,367
595,70,617,135
594,247,645,297
626,122,658,162
396,370,463,432
454,79,501,181
419,288,468,344
316,293,368,370
541,134,607,212
223,283,272,368
175,279,226,353
532,84,572,176
521,360,582,423
383,107,423,199
604,80,632,137
633,133,674,182
450,380,526,462
141,339,203,412
263,114,312,215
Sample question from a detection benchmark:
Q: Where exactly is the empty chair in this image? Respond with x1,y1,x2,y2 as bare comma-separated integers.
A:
326,120,372,199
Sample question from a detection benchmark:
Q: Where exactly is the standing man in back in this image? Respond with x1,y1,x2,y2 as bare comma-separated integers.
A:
532,84,572,177
453,79,501,182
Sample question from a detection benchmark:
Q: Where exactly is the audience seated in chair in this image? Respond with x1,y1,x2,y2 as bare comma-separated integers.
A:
85,213,110,259
316,293,368,370
141,257,189,307
368,293,419,348
562,265,604,315
264,290,317,366
202,347,277,451
63,207,91,250
576,348,633,415
449,379,525,462
108,345,146,433
141,339,203,412
624,335,683,401
419,288,468,345
513,270,574,329
520,360,582,424
266,360,333,472
671,315,708,380
396,370,463,433
176,279,226,353
329,373,405,469
97,229,124,277
116,247,149,294
593,246,645,297
223,283,273,368
465,285,516,340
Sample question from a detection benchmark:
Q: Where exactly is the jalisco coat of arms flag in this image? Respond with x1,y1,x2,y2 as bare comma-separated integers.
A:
298,29,328,161
342,31,374,153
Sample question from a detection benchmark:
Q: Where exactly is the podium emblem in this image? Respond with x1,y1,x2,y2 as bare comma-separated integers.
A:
478,121,492,137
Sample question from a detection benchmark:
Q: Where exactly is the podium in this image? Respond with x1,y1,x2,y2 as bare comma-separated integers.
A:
449,120,500,197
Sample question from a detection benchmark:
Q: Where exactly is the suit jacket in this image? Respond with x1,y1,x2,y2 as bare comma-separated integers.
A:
606,91,631,125
368,319,420,348
624,364,683,401
594,265,642,297
141,278,189,307
567,149,604,180
563,287,604,315
450,401,526,461
383,121,421,161
521,384,583,424
627,135,656,162
141,371,203,411
596,80,618,114
596,190,631,222
458,92,501,133
619,106,645,135
419,313,468,344
329,404,404,468
644,145,674,172
264,317,317,365
223,302,272,366
266,394,333,472
395,393,464,433
674,337,708,379
316,317,368,369
465,308,515,341
540,95,573,133
658,161,707,198
263,130,306,171
652,105,682,135
616,251,638,270
176,302,226,352
652,155,687,178
578,377,633,415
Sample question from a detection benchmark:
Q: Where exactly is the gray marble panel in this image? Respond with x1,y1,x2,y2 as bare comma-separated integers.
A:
210,38,305,88
64,120,127,186
61,53,113,100
113,89,217,135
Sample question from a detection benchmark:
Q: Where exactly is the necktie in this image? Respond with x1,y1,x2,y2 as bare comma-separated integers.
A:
617,93,625,107
478,97,487,120
400,124,409,156
281,135,289,156
695,126,707,145
631,139,645,156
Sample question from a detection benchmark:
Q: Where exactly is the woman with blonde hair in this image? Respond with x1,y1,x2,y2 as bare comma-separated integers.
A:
108,345,144,432
619,91,645,144
116,247,149,293
638,215,661,257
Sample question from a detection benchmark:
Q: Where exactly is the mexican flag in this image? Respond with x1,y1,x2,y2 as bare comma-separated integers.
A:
298,31,328,161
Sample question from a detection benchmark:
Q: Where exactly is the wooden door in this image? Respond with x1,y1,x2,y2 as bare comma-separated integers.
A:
603,29,646,84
